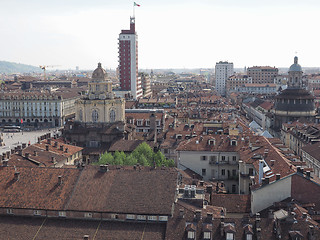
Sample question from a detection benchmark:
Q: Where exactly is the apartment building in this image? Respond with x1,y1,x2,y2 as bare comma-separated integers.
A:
0,88,80,128
215,61,234,96
247,66,278,84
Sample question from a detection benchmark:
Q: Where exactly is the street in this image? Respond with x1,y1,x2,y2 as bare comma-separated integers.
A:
0,128,61,155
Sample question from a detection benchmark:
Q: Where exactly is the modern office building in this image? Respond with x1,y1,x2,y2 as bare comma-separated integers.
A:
118,17,143,100
215,61,234,96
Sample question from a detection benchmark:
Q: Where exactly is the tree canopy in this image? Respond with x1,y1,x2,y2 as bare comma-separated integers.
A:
95,142,174,167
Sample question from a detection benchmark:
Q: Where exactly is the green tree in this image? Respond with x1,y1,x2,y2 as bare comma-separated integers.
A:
137,155,149,166
98,152,114,165
95,143,174,168
132,142,154,165
154,150,165,167
114,151,126,165
124,154,137,166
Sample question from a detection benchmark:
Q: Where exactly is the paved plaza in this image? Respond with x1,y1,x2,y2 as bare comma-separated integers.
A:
0,128,61,155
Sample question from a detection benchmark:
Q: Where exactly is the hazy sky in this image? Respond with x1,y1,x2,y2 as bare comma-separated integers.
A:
1,0,320,70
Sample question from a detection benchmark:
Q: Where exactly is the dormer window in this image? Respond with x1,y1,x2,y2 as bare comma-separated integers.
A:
137,120,143,126
208,139,215,145
231,140,237,146
226,232,234,240
246,234,253,240
203,231,211,239
187,231,195,239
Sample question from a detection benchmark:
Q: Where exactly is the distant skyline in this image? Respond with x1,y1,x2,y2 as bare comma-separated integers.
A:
1,0,320,70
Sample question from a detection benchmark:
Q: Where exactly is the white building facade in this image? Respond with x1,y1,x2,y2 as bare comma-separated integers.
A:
215,61,234,96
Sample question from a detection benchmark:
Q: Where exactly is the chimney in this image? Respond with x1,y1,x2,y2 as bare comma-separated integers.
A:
54,141,58,147
58,175,63,185
199,180,204,186
99,164,109,172
276,174,281,180
206,185,213,194
259,160,264,184
149,111,156,131
220,216,225,236
306,171,311,179
179,209,184,218
34,151,37,156
25,153,30,159
11,149,15,154
46,145,49,151
60,145,64,151
206,212,213,222
265,177,270,185
51,156,56,163
2,159,8,167
22,143,26,149
14,172,20,181
47,138,51,145
37,137,40,144
270,159,275,166
65,148,68,153
309,225,315,239
195,209,202,221
255,213,261,229
6,151,11,158
18,150,22,156
83,235,89,240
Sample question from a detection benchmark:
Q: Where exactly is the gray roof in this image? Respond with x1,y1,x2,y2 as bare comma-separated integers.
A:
289,63,302,72
289,56,302,72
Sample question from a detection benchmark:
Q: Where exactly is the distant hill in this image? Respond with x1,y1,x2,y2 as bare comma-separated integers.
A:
0,61,41,74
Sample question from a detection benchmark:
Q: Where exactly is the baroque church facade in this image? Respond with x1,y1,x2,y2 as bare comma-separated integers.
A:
75,63,125,123
64,63,131,162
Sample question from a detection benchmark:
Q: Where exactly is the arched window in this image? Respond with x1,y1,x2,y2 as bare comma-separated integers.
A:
92,110,99,122
79,109,83,121
110,109,116,122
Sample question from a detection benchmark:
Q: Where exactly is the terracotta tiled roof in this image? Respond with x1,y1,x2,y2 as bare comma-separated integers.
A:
65,165,178,215
0,216,166,240
211,194,251,213
176,134,243,152
108,139,144,152
0,166,80,210
301,141,320,161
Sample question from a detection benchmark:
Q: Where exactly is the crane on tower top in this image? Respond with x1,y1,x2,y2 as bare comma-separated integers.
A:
39,65,60,80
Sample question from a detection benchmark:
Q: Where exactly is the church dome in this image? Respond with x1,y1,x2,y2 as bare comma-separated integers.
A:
275,88,315,112
92,63,107,79
288,56,302,72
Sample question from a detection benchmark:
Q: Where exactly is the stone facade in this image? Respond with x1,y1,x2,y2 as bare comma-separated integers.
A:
75,63,125,124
